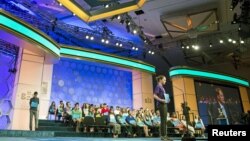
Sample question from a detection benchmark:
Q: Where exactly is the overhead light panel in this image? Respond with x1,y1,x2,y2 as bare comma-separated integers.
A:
57,0,146,22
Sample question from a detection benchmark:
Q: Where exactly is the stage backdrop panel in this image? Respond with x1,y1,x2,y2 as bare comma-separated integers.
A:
0,49,17,129
50,58,133,108
195,80,243,125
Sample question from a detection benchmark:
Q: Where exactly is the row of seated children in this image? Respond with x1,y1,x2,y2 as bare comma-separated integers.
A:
47,101,205,137
46,101,162,137
167,112,205,137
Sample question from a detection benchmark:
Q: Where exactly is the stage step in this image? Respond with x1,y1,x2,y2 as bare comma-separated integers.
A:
0,130,54,137
54,132,112,137
0,130,113,137
36,120,113,137
39,121,68,127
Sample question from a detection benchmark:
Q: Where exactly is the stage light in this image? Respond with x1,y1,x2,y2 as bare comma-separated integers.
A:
186,46,190,49
105,4,109,8
119,44,122,47
125,25,130,33
90,36,94,40
120,19,124,24
86,35,89,39
209,43,213,47
232,40,236,44
231,13,238,24
228,38,232,42
101,39,105,43
133,29,137,34
194,45,200,50
238,24,241,31
219,40,224,43
240,40,245,44
105,40,109,44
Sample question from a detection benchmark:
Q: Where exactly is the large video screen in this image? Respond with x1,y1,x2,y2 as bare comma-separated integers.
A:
195,80,243,125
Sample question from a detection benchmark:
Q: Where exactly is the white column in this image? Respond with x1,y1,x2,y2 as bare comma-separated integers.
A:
11,48,53,130
132,70,154,110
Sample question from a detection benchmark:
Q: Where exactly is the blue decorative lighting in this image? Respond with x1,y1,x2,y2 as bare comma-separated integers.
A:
169,67,249,87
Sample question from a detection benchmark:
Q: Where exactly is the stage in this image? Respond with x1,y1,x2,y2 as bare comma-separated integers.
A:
0,137,208,141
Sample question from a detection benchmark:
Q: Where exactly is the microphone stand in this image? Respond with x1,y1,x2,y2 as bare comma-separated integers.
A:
172,85,196,141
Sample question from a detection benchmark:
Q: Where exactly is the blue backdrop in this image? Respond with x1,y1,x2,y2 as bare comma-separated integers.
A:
0,49,16,129
50,58,133,108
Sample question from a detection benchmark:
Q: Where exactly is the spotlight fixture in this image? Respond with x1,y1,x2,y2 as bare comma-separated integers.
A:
115,42,123,47
209,43,213,47
180,42,185,49
110,13,149,44
148,50,155,55
104,4,109,8
85,35,94,40
231,13,238,24
193,45,200,50
125,25,130,33
133,29,137,34
132,46,139,51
